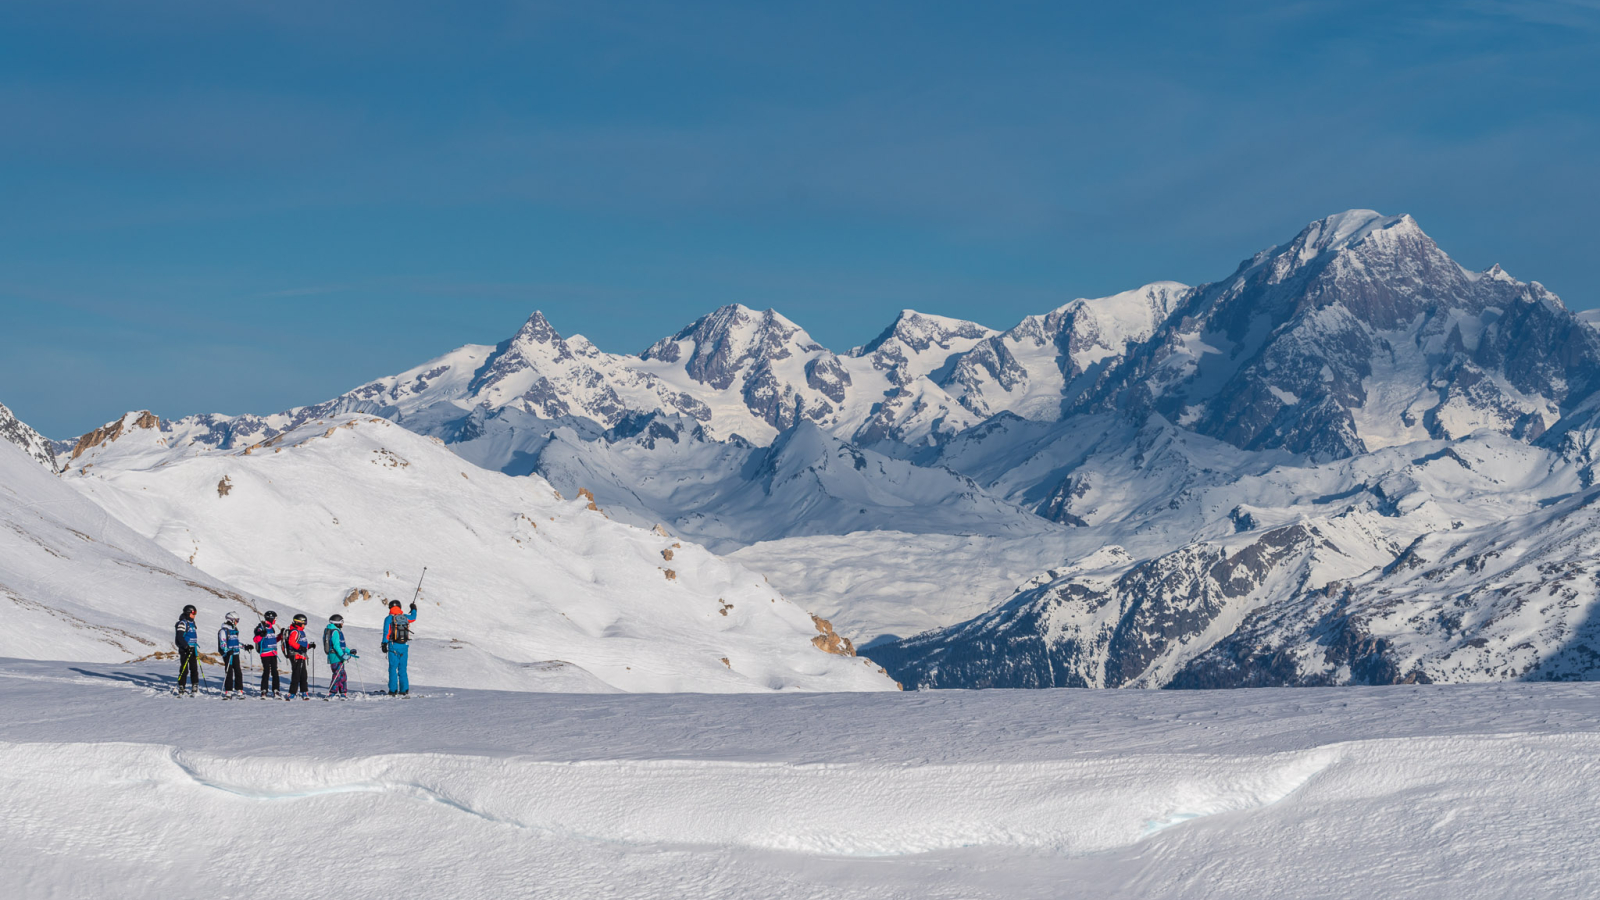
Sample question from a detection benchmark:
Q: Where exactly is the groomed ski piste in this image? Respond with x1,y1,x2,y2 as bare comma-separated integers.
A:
4,657,1597,900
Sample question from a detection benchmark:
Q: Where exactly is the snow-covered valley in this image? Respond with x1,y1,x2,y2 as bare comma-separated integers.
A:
4,657,1597,899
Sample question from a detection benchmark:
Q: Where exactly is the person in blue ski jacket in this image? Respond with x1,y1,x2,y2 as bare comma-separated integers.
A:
323,614,357,698
217,612,244,696
174,605,200,694
382,600,418,696
253,611,281,698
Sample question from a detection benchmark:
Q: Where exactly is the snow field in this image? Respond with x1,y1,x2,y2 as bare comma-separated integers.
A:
5,661,1599,899
730,531,1078,643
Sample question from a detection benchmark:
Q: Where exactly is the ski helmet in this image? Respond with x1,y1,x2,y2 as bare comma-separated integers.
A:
264,611,278,621
389,600,402,611
224,612,239,624
328,614,344,626
182,604,197,618
292,614,307,625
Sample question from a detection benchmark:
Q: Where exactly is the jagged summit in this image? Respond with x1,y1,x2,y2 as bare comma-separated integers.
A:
510,310,563,345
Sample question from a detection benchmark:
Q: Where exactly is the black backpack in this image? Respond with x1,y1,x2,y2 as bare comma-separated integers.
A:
389,615,410,644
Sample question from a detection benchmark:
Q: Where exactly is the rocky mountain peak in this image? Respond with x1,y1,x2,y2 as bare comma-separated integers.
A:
510,310,563,346
647,304,824,391
1296,209,1412,256
854,310,994,357
68,411,163,463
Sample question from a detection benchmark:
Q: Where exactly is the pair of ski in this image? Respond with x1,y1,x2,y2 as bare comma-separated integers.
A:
169,689,402,699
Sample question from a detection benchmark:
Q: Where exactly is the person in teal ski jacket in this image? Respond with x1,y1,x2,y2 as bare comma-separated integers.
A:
382,600,418,696
323,614,357,698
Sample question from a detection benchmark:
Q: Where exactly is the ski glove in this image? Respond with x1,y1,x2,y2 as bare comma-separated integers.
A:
381,642,389,653
410,602,418,613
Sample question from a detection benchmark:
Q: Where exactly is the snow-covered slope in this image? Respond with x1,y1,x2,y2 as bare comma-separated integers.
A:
0,423,263,662
0,401,59,472
60,413,897,693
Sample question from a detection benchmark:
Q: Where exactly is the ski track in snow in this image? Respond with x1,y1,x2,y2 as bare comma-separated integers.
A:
5,659,1600,899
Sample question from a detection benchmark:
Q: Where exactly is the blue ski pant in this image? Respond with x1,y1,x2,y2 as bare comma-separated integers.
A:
388,643,410,693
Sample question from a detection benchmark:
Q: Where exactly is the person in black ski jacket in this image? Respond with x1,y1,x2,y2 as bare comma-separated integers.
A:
253,611,281,697
174,605,200,694
284,614,316,700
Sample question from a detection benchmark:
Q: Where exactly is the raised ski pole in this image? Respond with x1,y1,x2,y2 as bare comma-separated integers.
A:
411,567,428,606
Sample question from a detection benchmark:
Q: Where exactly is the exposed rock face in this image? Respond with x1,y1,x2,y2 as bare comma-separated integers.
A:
810,614,856,656
0,401,59,472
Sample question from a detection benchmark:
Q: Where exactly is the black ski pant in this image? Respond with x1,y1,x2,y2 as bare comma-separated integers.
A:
223,652,243,692
288,657,308,697
176,646,199,691
260,655,281,695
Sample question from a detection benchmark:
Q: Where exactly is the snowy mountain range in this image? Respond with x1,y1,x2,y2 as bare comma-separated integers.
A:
19,208,1600,690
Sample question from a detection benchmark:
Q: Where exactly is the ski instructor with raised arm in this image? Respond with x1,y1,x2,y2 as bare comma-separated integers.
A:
382,599,418,697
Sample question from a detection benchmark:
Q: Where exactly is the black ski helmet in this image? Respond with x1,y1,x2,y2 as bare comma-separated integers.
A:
328,614,344,626
292,614,307,625
182,604,197,618
264,611,278,621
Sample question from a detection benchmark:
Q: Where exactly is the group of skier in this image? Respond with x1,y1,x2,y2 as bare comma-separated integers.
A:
172,600,419,700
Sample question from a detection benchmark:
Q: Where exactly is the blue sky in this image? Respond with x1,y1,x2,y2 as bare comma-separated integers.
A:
3,1,1598,438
